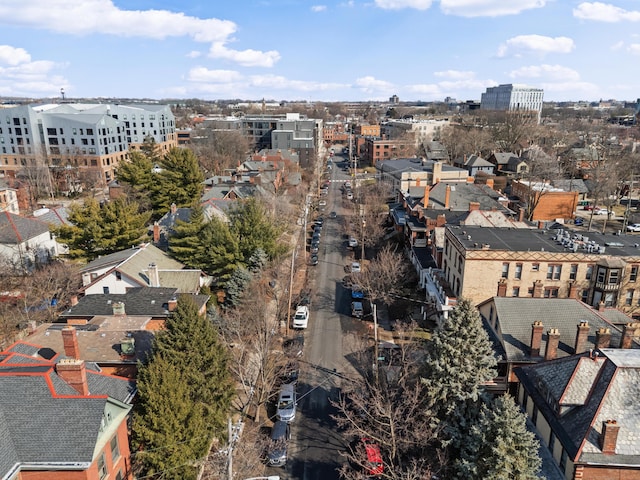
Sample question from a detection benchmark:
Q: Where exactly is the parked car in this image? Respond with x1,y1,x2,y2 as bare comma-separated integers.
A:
309,254,319,266
628,223,640,232
351,301,364,318
574,217,584,226
348,237,358,248
267,421,290,467
351,285,364,299
315,217,324,226
360,438,384,476
293,305,309,329
594,208,609,215
329,211,337,219
276,383,297,422
310,244,319,254
351,262,361,273
319,200,327,207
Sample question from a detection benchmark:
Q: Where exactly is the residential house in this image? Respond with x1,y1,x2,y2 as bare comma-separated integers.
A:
0,338,136,479
551,179,590,202
150,203,192,250
79,243,207,295
0,212,58,269
30,205,70,254
378,158,469,196
28,288,208,377
452,154,495,177
0,180,19,214
421,141,449,163
477,296,639,392
438,224,640,317
515,348,640,479
486,152,521,173
511,179,579,221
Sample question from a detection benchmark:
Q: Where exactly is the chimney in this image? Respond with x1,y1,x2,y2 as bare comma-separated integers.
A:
620,322,637,349
530,321,544,357
432,161,442,184
518,207,525,222
600,420,620,454
112,301,125,316
598,301,606,312
61,326,80,360
167,297,178,312
574,321,590,354
56,358,89,395
595,327,612,349
545,328,561,361
436,214,447,227
569,281,578,299
533,280,543,298
537,220,545,229
468,201,480,212
486,178,494,189
423,186,429,209
170,202,177,214
148,263,160,287
444,185,451,209
70,295,79,306
153,221,160,243
497,279,507,297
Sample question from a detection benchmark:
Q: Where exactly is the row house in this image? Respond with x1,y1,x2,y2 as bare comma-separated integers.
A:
440,224,640,317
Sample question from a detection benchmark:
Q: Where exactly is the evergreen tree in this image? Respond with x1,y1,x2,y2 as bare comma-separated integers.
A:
246,248,268,274
421,298,497,448
55,198,149,260
152,148,204,214
168,205,207,267
224,266,252,308
115,150,155,209
458,395,541,480
199,217,243,284
152,296,234,436
228,198,287,261
132,356,209,480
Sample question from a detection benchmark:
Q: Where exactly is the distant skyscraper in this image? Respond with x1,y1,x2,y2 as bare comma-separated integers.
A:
480,84,544,123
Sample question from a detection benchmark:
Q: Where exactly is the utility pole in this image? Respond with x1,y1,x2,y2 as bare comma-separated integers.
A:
373,302,379,384
285,247,297,337
227,417,233,480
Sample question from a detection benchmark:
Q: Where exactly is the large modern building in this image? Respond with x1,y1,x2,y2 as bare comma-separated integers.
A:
480,83,544,123
0,103,177,186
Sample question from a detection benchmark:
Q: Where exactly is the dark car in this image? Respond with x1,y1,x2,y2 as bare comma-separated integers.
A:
329,211,337,219
310,244,319,254
574,217,584,226
309,254,319,266
315,217,324,226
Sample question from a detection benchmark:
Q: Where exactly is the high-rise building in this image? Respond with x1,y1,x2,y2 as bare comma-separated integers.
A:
0,103,177,186
480,84,544,123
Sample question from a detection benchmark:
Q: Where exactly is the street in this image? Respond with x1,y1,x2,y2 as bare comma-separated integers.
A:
266,153,369,479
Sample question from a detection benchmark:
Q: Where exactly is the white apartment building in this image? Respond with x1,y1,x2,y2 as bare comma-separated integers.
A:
480,84,544,123
382,118,450,147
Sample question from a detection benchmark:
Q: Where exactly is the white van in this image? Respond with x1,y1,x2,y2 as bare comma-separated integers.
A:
276,383,297,423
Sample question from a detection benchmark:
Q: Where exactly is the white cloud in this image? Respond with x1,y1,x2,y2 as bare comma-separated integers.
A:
186,51,202,59
311,5,327,12
440,0,546,17
186,68,243,83
610,41,624,51
374,0,433,10
0,1,280,68
509,64,581,82
629,44,640,54
208,42,281,68
0,45,31,66
354,76,394,94
433,70,475,79
249,74,346,92
497,35,575,57
573,2,640,22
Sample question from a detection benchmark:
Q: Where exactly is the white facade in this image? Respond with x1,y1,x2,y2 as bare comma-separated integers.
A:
0,230,57,268
383,119,450,146
480,84,544,122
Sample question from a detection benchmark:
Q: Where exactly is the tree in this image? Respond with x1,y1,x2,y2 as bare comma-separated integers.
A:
133,296,233,479
228,198,287,261
199,217,244,284
152,148,204,214
516,144,561,221
168,205,208,266
420,299,497,451
191,129,250,176
224,267,252,308
457,395,541,480
115,150,155,208
55,197,150,259
356,244,409,307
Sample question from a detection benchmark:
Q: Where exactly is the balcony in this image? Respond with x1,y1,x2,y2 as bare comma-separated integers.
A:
422,267,457,320
594,282,620,292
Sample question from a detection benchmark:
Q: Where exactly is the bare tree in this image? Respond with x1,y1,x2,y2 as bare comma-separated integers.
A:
515,144,562,221
354,245,409,308
192,129,250,176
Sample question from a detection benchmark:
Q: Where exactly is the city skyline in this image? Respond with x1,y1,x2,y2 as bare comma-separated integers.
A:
0,1,639,103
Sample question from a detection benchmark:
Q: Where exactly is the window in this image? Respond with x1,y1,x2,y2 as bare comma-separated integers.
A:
515,263,522,280
585,264,593,280
103,286,110,294
547,265,561,280
569,264,578,280
115,271,122,281
544,288,559,298
532,263,539,272
501,263,509,279
512,287,520,297
110,435,120,461
97,453,108,480
609,269,620,285
631,265,639,282
581,289,589,303
626,289,634,306
597,268,606,283
527,287,534,297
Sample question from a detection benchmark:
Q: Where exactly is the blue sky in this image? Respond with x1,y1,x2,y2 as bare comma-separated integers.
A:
0,0,639,103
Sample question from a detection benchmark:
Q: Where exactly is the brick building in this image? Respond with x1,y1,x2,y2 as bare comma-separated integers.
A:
511,179,579,221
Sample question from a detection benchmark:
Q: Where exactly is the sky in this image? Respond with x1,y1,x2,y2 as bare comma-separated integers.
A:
0,0,639,103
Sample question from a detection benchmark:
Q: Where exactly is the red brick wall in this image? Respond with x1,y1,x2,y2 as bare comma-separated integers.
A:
576,465,640,480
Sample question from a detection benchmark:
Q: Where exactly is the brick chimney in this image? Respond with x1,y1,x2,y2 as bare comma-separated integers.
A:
432,161,442,184
497,279,507,297
620,322,637,349
600,420,620,454
56,358,89,395
423,186,429,209
574,321,590,354
153,221,160,243
70,295,78,306
532,280,544,298
468,202,480,212
537,220,545,229
518,207,525,222
486,178,494,189
444,185,451,209
167,297,178,312
436,214,446,227
148,262,160,287
595,327,612,349
530,321,544,357
545,328,561,361
61,326,80,360
569,282,578,299
598,301,606,312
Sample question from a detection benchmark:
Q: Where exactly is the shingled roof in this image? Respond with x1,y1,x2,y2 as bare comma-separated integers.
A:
0,212,50,244
516,349,640,466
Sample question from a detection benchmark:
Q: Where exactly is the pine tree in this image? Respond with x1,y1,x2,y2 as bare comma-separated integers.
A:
459,395,542,480
152,148,204,214
132,356,209,480
224,266,252,308
98,198,151,252
115,150,155,209
55,197,103,258
168,205,207,267
421,298,497,448
228,198,287,261
246,248,268,274
199,217,243,284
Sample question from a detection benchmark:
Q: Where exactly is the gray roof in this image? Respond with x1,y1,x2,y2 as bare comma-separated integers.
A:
489,152,519,165
464,155,493,168
30,207,70,227
481,297,636,362
60,287,180,318
0,342,134,477
0,212,49,244
427,182,510,212
377,158,466,177
551,179,589,194
516,349,640,466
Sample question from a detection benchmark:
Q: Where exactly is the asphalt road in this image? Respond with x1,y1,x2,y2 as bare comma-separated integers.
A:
266,154,369,480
